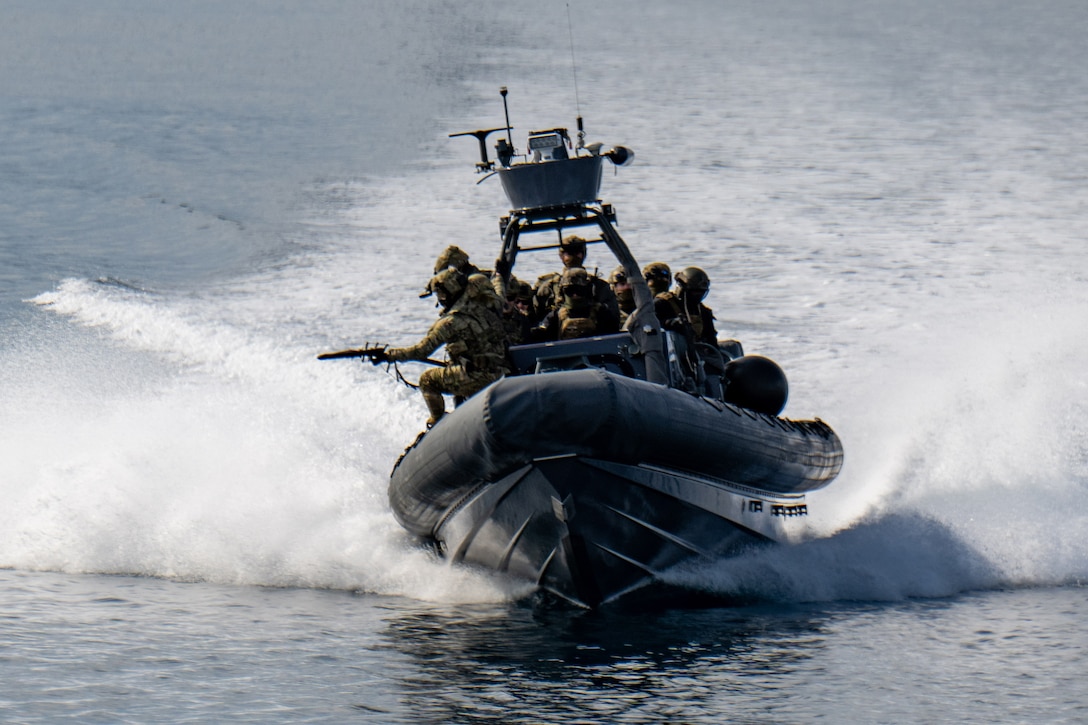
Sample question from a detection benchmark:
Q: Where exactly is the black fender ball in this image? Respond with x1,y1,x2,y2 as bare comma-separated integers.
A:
722,355,789,416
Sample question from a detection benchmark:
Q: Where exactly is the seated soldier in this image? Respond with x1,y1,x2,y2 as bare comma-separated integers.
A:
532,267,621,341
654,266,717,345
642,261,672,297
502,278,535,345
531,235,618,322
608,265,636,327
466,271,504,315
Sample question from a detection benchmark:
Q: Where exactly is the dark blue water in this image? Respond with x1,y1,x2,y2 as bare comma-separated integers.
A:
3,1,1087,721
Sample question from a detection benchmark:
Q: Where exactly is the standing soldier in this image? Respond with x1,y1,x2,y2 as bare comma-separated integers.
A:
386,268,509,428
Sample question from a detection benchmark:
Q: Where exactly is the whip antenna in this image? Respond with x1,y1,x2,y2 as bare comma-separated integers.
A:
501,86,513,146
566,3,585,148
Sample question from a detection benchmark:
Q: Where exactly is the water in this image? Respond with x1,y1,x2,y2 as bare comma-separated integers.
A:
2,0,1086,721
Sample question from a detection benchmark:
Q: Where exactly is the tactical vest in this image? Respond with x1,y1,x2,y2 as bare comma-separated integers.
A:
534,269,615,318
659,292,705,339
557,305,601,340
446,299,509,373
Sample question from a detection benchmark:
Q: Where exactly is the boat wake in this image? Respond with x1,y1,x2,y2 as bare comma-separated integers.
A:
662,512,1000,603
3,278,523,604
663,498,1088,605
665,294,1088,605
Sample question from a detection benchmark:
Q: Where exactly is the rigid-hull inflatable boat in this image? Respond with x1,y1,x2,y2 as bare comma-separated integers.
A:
389,364,841,607
386,96,843,607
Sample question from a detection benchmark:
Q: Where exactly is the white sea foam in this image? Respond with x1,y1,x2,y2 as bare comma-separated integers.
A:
683,292,1088,602
4,278,518,604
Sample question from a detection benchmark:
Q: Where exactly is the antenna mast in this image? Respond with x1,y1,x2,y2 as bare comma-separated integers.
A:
566,3,584,149
501,86,513,146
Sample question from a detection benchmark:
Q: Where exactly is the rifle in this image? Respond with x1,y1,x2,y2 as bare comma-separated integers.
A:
317,344,446,367
317,345,389,365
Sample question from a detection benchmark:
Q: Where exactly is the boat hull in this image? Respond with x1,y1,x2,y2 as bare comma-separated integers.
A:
436,455,811,607
388,368,843,607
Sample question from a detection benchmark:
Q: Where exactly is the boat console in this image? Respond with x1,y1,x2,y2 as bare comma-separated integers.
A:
508,333,647,380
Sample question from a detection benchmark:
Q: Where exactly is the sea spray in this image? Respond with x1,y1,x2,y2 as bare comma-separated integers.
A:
2,279,518,604
698,291,1088,603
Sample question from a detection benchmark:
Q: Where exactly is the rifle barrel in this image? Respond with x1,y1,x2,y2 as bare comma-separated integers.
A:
317,349,365,360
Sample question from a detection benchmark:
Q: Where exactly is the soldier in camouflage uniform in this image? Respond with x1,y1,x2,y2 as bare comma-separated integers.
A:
532,267,621,341
642,261,672,297
465,271,504,315
387,268,509,428
608,265,636,327
531,235,618,323
653,266,717,345
502,277,534,345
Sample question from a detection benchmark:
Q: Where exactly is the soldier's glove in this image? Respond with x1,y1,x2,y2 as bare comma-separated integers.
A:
494,257,511,278
367,347,389,365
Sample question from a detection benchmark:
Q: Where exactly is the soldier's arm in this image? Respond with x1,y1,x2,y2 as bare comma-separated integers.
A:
595,278,620,317
653,296,675,327
703,306,718,343
490,268,508,302
387,318,454,362
526,311,548,343
599,305,621,335
531,273,559,319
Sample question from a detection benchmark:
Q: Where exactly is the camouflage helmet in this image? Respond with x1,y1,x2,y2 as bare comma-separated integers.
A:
506,277,533,303
466,272,503,313
428,268,468,308
643,261,672,295
675,266,710,301
559,235,588,254
608,265,631,286
433,245,471,274
559,267,592,298
642,261,671,281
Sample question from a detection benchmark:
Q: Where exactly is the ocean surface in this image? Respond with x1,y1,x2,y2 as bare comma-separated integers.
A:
2,0,1086,721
